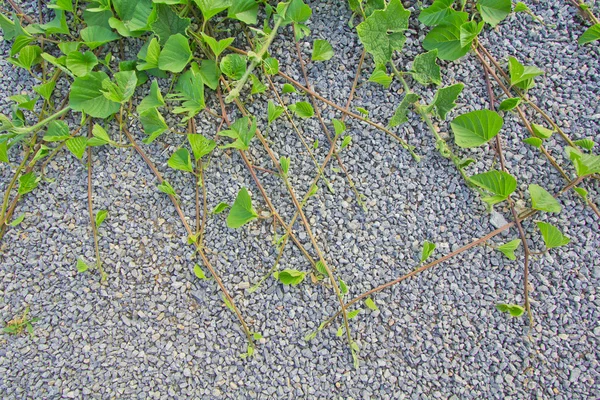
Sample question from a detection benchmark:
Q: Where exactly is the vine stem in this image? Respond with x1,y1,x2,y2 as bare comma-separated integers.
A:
87,120,107,282
12,107,72,135
568,0,600,25
115,115,254,346
483,66,533,326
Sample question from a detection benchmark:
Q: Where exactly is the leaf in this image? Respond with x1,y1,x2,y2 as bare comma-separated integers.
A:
267,100,285,125
536,222,570,249
574,138,595,151
137,37,161,70
565,146,600,176
523,137,542,148
420,240,436,263
496,239,521,260
418,0,454,26
496,303,524,317
157,180,178,197
388,93,419,128
76,258,90,273
250,74,266,94
332,119,346,135
188,134,216,160
469,170,517,205
279,156,290,175
198,59,221,90
218,116,256,150
168,148,194,172
336,326,343,337
451,110,504,148
65,51,98,77
279,0,312,25
341,136,352,149
347,309,361,319
312,39,334,61
227,187,258,228
288,101,314,118
0,13,16,40
18,172,39,195
137,80,165,114
194,0,231,21
411,50,441,85
339,278,349,295
151,4,191,44
273,269,306,285
368,66,392,88
95,210,108,228
202,33,234,58
220,53,247,80
423,12,470,61
212,202,230,214
282,83,297,94
514,2,530,13
158,34,192,73
193,264,208,279
15,45,42,70
66,137,87,159
263,57,279,75
530,123,553,139
499,97,522,111
477,0,512,27
111,0,153,35
228,0,258,24
460,20,484,47
573,187,588,201
170,62,205,120
365,298,378,311
7,213,25,227
140,108,168,143
529,184,561,213
33,81,56,100
428,83,464,120
579,24,600,45
101,70,138,104
356,0,411,64
70,71,120,118
508,56,544,88
43,120,71,142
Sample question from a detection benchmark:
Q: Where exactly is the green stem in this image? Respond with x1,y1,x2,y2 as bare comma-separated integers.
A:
12,106,72,135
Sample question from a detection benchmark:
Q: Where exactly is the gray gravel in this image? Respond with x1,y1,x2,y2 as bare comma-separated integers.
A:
1,0,599,398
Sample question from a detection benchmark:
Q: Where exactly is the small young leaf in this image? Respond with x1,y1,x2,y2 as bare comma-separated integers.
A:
536,222,570,249
420,240,436,262
250,74,266,95
347,309,361,319
8,213,25,227
368,66,393,88
212,202,230,214
137,80,165,114
469,170,517,205
496,239,521,260
157,180,178,197
227,187,258,228
140,108,168,143
531,123,553,139
389,93,418,128
188,134,216,160
274,269,306,285
508,56,544,89
499,97,522,111
218,116,256,150
201,33,234,58
339,279,348,295
66,137,88,159
428,83,464,120
336,326,343,337
574,138,595,151
220,53,246,80
76,257,90,273
168,148,194,172
33,81,56,100
578,24,600,45
315,261,328,275
43,120,71,142
18,172,40,195
288,101,314,118
523,137,542,148
508,305,525,317
459,20,484,47
514,2,530,13
573,187,588,201
267,100,285,125
451,110,503,148
282,83,297,94
365,297,378,311
341,136,352,149
193,264,208,279
311,39,334,61
529,184,562,213
280,156,290,175
95,210,108,227
263,57,279,75
565,146,600,176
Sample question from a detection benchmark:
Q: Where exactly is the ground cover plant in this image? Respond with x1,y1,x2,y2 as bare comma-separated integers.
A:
0,0,599,369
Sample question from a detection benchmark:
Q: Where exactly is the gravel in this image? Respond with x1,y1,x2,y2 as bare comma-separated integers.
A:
1,1,599,398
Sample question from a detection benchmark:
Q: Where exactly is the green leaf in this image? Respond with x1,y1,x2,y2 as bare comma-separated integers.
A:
514,2,530,13
137,80,165,114
523,137,542,148
66,137,87,159
0,13,16,40
460,20,484,48
288,101,314,118
339,279,348,295
336,326,343,337
365,298,378,311
111,0,153,35
282,83,296,94
101,70,138,104
565,146,600,176
341,136,352,149
529,184,561,213
220,53,247,80
368,66,393,88
218,116,256,150
428,83,464,120
168,148,194,172
93,210,108,228
227,187,258,228
7,213,25,227
43,120,71,142
137,37,161,70
497,239,521,260
579,24,600,45
496,303,524,317
356,107,369,116
70,71,120,118
312,39,334,61
157,180,178,197
267,100,285,125
451,110,504,148
273,269,306,285
536,222,570,249
573,187,588,201
279,0,312,25
418,0,454,26
574,138,595,151
250,74,266,95
420,240,436,263
423,12,470,61
198,59,221,90
315,261,328,275
170,62,205,121
76,257,90,273
212,202,230,214
530,123,553,139
263,57,279,75
18,172,40,195
188,134,216,160
499,97,522,111
150,4,191,44
469,170,517,205
194,0,231,21
0,142,8,163
140,108,168,143
332,119,346,135
34,81,56,100
356,0,410,65
411,50,441,85
15,45,42,70
193,264,208,279
158,34,192,73
228,0,258,24
508,56,544,88
388,93,418,128
202,33,234,58
347,309,361,319
477,0,511,27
